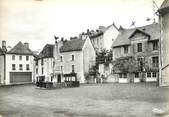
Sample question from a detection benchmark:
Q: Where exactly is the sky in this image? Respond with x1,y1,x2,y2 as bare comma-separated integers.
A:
0,0,163,51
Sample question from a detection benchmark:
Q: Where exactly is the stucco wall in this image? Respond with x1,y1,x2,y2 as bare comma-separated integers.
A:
104,25,119,50
160,12,169,86
5,54,34,84
0,55,4,84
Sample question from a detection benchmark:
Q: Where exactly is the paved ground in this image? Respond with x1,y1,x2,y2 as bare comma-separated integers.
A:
0,83,169,117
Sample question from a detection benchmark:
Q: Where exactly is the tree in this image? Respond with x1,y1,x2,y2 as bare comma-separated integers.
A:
113,56,139,73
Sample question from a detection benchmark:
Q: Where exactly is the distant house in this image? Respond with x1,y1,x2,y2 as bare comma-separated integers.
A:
159,0,169,86
0,41,35,85
80,23,119,53
112,23,160,83
35,44,54,83
0,42,6,85
53,37,96,83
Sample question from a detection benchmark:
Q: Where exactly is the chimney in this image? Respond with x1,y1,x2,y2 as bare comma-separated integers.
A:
24,42,29,49
2,40,6,48
119,25,124,32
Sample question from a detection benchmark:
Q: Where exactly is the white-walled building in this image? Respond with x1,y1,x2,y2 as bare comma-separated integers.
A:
53,37,96,83
0,41,34,85
35,44,54,82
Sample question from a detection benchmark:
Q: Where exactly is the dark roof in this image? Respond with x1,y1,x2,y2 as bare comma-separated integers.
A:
7,41,34,55
112,23,160,48
60,39,86,53
38,44,54,59
89,31,104,39
159,0,169,15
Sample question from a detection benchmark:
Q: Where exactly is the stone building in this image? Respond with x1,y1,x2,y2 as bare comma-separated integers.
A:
159,0,169,86
112,23,160,83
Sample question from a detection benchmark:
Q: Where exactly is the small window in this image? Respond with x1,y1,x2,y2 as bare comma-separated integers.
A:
152,72,157,77
61,66,63,71
153,41,158,50
137,43,142,52
123,73,127,78
147,72,151,77
26,64,30,70
119,74,122,78
124,46,128,54
12,55,15,60
19,56,22,60
41,67,44,74
19,64,23,70
72,65,75,73
36,60,38,66
135,73,139,78
12,64,16,70
152,56,159,67
60,56,63,62
41,59,44,65
72,55,74,61
36,68,38,74
26,56,29,61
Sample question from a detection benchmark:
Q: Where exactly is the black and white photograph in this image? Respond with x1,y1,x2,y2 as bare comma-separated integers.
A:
0,0,169,116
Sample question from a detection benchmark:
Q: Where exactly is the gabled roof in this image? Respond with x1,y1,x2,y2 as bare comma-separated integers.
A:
159,0,169,15
38,44,54,59
60,39,86,53
112,23,160,48
128,29,150,39
7,41,33,55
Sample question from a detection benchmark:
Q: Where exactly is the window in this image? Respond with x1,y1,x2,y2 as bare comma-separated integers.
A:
19,56,22,60
147,72,151,77
152,56,159,67
135,73,139,78
36,60,38,66
137,43,142,52
41,59,44,65
26,64,30,70
61,66,63,71
12,55,15,60
72,55,74,61
153,41,158,50
123,73,127,78
119,74,122,78
12,64,16,70
119,73,127,78
72,65,75,73
124,46,128,54
26,56,29,61
41,67,44,74
152,72,157,77
36,68,38,74
60,56,63,62
19,64,23,70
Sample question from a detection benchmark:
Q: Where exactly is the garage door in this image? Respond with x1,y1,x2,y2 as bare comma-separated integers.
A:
10,72,32,83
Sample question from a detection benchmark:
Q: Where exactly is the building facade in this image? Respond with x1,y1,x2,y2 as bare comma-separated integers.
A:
35,44,54,83
112,23,160,83
159,0,169,86
1,41,34,85
53,37,96,83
